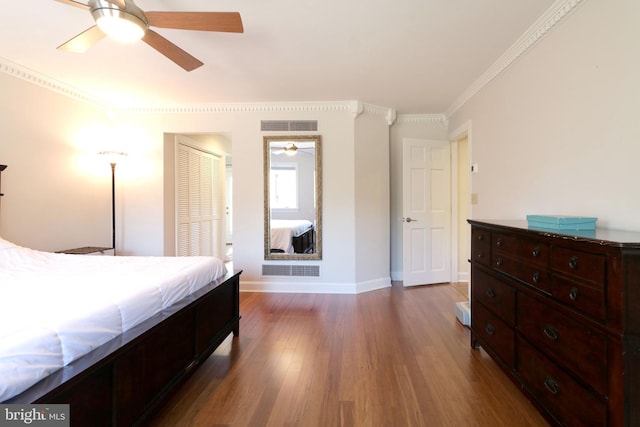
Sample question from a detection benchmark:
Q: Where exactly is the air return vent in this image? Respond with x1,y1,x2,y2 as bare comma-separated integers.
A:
262,265,320,277
261,120,318,132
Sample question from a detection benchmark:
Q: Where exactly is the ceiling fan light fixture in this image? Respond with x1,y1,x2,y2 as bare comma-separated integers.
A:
93,8,146,43
284,143,298,156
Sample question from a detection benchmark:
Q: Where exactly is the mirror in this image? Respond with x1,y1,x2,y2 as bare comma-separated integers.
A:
264,135,322,260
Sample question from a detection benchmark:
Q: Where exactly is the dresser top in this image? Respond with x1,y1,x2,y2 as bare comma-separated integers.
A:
469,219,640,248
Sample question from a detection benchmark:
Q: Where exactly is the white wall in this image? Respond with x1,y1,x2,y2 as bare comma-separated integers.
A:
0,73,112,251
354,110,391,290
448,0,640,231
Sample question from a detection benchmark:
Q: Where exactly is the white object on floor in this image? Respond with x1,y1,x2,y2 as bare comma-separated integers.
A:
456,301,471,327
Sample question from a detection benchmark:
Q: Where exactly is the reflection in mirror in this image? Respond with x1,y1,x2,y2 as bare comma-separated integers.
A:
264,135,321,260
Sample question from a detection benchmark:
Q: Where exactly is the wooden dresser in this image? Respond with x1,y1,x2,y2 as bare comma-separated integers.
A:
468,220,640,426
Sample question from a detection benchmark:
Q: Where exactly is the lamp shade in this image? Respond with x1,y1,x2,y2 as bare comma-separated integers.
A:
98,151,128,164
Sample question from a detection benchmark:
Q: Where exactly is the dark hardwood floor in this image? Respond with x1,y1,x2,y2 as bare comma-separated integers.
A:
146,282,548,427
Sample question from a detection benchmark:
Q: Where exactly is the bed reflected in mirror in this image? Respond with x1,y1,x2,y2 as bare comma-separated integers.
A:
264,135,321,260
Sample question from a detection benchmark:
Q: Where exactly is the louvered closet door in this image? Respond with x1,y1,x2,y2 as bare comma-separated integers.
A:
177,144,223,258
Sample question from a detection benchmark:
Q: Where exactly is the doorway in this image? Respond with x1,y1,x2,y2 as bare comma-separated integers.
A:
176,140,224,258
398,130,471,288
163,133,232,260
401,138,452,286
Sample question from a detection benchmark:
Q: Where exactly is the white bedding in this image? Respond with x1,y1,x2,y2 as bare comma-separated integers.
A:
0,237,227,402
270,219,313,253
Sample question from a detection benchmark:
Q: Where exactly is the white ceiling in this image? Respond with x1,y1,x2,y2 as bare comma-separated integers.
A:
0,0,557,114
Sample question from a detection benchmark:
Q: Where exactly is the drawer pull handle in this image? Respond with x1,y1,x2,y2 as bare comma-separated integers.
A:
486,288,496,298
485,323,495,336
569,287,579,301
543,325,559,340
496,258,503,267
568,256,579,269
496,238,503,247
532,246,541,257
477,234,484,241
532,272,541,283
543,377,560,395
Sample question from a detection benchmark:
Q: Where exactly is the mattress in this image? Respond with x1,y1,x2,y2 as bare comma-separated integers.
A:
270,219,313,253
0,237,227,402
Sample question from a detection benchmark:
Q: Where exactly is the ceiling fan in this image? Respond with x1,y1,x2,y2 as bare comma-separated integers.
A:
54,0,244,71
271,143,315,156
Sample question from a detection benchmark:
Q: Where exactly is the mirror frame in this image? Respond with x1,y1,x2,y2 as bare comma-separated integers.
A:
264,135,322,260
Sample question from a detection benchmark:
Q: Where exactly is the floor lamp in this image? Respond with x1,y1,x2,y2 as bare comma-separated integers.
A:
0,165,6,225
0,164,6,197
98,152,127,254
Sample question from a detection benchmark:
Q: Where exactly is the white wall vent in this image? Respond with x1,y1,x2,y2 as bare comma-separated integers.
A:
262,264,320,277
261,120,318,132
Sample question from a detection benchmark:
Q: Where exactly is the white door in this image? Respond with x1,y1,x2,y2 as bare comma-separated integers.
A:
402,138,452,286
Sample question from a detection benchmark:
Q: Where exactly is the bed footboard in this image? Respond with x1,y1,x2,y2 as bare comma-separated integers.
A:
292,227,314,253
8,271,242,427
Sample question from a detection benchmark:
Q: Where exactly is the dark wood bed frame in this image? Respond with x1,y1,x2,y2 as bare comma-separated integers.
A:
6,270,242,427
292,226,314,254
271,226,315,254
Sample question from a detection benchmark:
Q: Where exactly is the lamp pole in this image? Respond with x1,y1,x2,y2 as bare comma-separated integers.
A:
98,151,126,255
0,165,6,225
110,162,116,253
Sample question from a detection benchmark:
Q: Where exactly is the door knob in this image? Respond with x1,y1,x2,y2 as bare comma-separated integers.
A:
404,217,417,223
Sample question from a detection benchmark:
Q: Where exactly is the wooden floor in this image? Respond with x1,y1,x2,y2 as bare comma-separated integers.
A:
146,283,549,427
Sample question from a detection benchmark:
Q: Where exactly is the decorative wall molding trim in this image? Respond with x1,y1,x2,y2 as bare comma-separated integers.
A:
121,100,357,114
445,0,586,118
0,57,111,112
0,60,394,116
396,113,448,127
122,100,397,119
349,100,365,118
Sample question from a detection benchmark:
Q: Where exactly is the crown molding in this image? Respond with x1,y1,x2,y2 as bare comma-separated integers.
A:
395,114,448,127
0,59,391,116
444,0,587,118
0,57,111,112
120,101,358,114
122,101,397,121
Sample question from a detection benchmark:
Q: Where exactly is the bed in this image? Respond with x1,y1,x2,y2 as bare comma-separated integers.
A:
270,219,314,254
0,237,241,426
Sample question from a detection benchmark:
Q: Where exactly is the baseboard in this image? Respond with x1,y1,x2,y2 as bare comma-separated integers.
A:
240,277,391,294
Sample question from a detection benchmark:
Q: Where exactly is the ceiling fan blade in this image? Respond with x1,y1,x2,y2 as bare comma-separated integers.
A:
142,29,204,71
54,0,90,10
146,12,244,33
57,25,106,53
103,0,126,8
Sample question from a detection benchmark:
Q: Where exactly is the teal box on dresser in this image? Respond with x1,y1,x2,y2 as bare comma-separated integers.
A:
526,215,597,231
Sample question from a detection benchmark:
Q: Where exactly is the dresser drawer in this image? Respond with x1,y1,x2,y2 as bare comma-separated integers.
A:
472,302,515,369
471,266,516,325
494,232,549,268
471,228,491,266
517,338,606,427
552,274,606,322
551,246,605,284
518,293,607,395
492,255,551,293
